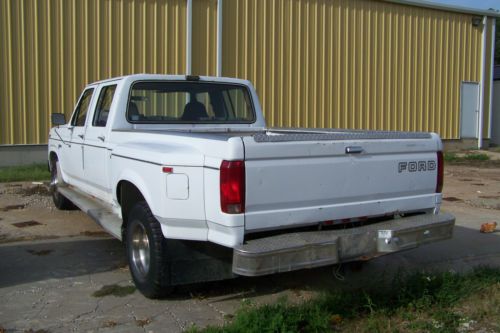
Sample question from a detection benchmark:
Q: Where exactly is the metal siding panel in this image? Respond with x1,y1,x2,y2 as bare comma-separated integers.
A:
220,0,484,139
0,0,186,144
192,0,217,76
0,0,13,143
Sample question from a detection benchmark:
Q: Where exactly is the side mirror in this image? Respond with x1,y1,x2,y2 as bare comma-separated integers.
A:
51,113,66,126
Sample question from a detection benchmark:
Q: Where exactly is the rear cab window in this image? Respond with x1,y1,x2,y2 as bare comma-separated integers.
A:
126,81,255,124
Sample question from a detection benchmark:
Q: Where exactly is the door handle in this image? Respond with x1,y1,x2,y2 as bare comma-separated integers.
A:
345,146,363,154
78,134,84,139
97,135,105,142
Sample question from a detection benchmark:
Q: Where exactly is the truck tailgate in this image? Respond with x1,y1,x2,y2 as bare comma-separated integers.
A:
242,130,441,232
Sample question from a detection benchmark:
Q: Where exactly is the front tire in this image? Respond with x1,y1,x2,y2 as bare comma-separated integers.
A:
126,201,172,298
50,159,75,210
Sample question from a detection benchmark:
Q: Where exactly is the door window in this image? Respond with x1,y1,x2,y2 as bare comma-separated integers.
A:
71,88,94,127
93,85,117,127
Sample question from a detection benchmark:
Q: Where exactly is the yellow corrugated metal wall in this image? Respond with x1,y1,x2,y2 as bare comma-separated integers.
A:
222,0,485,139
192,0,217,76
0,0,186,145
0,0,494,144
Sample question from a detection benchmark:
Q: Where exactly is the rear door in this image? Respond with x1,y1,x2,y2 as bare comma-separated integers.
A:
83,84,117,193
460,82,479,139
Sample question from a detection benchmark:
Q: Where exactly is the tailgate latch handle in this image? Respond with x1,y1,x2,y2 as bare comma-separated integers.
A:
345,146,363,154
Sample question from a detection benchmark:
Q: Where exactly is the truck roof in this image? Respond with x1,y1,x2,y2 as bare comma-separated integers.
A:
88,74,252,87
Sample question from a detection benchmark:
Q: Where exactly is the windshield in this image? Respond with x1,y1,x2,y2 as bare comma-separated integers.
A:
127,81,255,124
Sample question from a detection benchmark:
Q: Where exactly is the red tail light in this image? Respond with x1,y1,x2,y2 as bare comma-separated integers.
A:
436,151,444,193
220,160,245,214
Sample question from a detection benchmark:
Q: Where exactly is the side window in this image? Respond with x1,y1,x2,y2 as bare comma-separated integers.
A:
93,85,117,127
71,88,94,127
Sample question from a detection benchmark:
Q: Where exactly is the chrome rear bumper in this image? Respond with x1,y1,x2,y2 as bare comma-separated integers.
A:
232,213,455,276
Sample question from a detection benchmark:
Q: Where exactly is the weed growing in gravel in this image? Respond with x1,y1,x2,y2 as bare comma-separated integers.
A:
92,284,136,297
444,152,460,162
189,267,500,333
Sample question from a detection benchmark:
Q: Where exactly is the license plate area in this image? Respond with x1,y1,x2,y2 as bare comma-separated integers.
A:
377,220,454,252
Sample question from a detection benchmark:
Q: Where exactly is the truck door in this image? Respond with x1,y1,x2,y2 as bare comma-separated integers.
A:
64,88,95,183
83,84,117,193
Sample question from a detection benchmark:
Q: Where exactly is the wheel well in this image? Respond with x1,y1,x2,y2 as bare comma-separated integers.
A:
117,180,146,236
49,151,58,170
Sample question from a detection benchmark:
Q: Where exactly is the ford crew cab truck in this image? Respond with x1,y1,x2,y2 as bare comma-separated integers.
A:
48,74,454,298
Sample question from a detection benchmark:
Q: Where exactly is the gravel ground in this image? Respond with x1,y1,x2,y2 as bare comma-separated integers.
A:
443,164,500,212
0,182,104,243
0,182,54,210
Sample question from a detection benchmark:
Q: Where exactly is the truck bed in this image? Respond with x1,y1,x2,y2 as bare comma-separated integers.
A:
115,126,442,234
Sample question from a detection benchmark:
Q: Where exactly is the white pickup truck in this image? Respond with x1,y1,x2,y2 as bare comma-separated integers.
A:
48,74,454,298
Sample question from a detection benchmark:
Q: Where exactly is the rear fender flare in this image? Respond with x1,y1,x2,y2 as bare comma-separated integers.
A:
114,170,156,215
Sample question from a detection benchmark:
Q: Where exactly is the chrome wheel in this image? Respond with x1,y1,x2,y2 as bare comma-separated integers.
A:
131,222,150,278
126,201,173,298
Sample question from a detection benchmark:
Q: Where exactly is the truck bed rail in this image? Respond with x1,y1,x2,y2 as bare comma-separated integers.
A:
253,128,432,142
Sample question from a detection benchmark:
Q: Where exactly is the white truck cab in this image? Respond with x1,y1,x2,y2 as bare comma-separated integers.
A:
49,74,454,298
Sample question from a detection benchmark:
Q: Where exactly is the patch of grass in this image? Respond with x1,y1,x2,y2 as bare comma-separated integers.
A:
463,153,490,161
444,152,490,163
0,163,50,183
444,152,459,162
190,267,500,333
92,284,136,297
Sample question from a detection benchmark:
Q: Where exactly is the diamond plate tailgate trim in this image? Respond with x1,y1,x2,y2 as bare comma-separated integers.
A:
233,213,455,276
253,128,431,142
